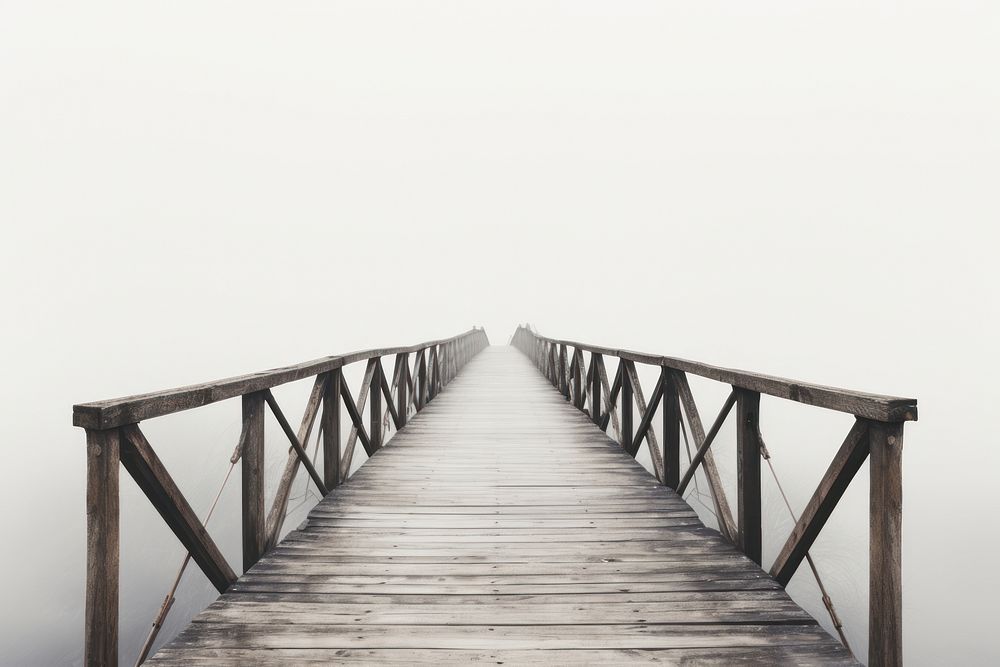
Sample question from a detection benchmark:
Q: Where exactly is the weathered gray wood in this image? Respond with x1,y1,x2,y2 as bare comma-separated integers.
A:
770,419,869,586
626,362,665,482
736,389,762,565
590,353,601,424
264,374,328,550
263,390,328,496
513,329,917,422
676,389,737,497
370,358,384,450
621,361,633,450
74,330,487,429
673,372,737,541
396,353,408,428
339,360,376,477
379,364,402,430
323,370,341,490
869,421,904,667
241,392,266,571
661,369,681,489
85,427,119,667
119,425,237,592
149,347,854,665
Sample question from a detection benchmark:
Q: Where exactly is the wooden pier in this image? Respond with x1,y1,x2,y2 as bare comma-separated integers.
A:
75,327,916,665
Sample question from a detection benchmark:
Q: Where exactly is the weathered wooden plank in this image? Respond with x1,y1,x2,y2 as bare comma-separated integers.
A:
85,427,119,667
150,347,855,666
770,419,869,586
119,425,237,592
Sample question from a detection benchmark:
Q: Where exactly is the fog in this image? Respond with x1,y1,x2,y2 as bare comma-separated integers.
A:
1,1,998,664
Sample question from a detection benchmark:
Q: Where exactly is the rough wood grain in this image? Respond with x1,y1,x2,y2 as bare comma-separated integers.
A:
513,329,917,422
150,348,854,666
869,420,903,667
242,392,266,571
85,427,119,667
74,330,487,429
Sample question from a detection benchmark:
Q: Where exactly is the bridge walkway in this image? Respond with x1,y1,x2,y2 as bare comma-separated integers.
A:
149,346,855,665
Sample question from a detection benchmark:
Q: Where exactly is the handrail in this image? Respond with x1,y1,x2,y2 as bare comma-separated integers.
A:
76,327,490,666
511,325,916,667
73,328,485,430
525,333,917,423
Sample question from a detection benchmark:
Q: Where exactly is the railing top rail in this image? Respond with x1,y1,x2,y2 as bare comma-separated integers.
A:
73,328,487,430
516,327,917,423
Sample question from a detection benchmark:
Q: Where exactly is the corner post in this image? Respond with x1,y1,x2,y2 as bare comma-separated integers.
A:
869,421,904,667
661,369,681,489
241,391,266,570
85,427,120,667
736,389,762,564
323,370,342,490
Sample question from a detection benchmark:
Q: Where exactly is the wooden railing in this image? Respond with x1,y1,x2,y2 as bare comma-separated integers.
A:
511,325,916,667
74,327,489,666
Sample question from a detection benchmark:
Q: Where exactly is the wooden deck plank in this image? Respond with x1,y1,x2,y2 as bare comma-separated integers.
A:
150,347,855,665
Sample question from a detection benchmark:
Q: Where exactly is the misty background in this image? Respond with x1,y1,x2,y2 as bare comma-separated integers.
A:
1,1,998,664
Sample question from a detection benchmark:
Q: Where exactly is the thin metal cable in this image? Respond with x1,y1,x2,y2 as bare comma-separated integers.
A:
134,452,239,666
760,441,854,656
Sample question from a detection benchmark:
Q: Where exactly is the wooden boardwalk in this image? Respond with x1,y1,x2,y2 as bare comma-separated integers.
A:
149,346,856,665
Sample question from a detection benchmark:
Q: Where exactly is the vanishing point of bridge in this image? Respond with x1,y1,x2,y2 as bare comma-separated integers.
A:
76,327,916,665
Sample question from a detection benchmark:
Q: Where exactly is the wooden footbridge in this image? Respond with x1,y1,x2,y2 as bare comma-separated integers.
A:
75,327,916,666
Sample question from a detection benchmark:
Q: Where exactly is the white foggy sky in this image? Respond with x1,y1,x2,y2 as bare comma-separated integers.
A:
1,1,998,664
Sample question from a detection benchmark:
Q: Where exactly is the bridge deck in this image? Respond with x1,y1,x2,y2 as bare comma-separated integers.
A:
150,346,856,665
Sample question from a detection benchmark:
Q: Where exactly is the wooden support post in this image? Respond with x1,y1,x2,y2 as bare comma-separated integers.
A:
621,366,633,450
396,353,409,427
736,389,762,564
572,348,583,410
591,353,602,424
85,427,120,667
370,358,383,450
323,370,341,490
241,391,266,571
869,421,904,667
558,344,569,399
661,369,681,489
416,349,426,410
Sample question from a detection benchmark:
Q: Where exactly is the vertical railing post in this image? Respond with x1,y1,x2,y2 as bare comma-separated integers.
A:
571,350,582,409
869,421,904,667
417,349,427,410
621,363,633,449
558,344,569,399
396,353,409,427
85,427,120,667
323,370,341,490
591,353,602,425
735,389,762,564
370,358,383,450
241,391,266,571
661,368,680,489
